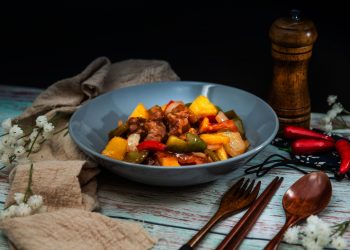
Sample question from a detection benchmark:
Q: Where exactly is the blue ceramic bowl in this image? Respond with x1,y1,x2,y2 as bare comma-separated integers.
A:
69,81,278,186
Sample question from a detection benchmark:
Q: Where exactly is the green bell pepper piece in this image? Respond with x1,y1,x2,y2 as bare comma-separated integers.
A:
108,123,129,140
166,133,207,153
124,150,149,163
166,135,188,152
224,110,246,139
186,133,207,152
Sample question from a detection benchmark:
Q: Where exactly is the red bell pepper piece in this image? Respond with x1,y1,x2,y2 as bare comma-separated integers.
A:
291,138,335,155
137,140,166,151
203,120,237,133
164,100,175,111
335,139,350,175
284,126,334,142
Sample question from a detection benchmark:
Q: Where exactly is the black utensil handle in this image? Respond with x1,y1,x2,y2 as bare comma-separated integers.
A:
179,243,193,250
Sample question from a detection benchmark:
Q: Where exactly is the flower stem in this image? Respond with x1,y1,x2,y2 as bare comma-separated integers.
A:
27,128,43,157
23,163,34,203
0,133,9,137
53,126,68,135
342,109,350,115
331,220,350,236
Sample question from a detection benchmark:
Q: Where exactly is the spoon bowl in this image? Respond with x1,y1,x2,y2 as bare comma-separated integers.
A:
264,171,332,250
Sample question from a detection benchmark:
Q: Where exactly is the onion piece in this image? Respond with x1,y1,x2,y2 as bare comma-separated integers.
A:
192,152,206,158
165,101,183,114
127,133,141,152
206,144,222,151
215,111,229,123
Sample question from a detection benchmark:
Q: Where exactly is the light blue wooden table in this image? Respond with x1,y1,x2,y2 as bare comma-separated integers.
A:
0,85,349,250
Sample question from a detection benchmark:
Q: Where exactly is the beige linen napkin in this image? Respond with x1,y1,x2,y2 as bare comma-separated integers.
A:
1,209,156,250
1,57,179,249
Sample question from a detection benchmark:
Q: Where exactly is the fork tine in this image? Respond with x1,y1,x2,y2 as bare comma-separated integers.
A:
250,181,261,198
237,179,251,198
243,180,255,198
222,178,245,200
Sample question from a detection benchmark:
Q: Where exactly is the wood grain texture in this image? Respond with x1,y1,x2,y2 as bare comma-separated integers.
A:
268,12,318,129
1,85,350,250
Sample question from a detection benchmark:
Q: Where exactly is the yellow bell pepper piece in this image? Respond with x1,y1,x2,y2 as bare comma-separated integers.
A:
220,131,247,157
199,133,230,145
159,156,181,167
102,137,128,160
199,117,210,133
129,103,149,119
216,146,228,161
189,95,218,117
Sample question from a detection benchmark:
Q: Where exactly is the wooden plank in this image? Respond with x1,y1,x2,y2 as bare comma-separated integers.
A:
1,86,350,249
96,145,350,243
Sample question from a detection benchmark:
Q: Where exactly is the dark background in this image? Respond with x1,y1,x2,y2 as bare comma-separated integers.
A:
1,6,350,113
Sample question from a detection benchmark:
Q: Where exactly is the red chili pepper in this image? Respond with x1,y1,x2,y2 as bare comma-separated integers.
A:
284,126,334,142
335,139,350,175
137,140,166,151
291,138,335,155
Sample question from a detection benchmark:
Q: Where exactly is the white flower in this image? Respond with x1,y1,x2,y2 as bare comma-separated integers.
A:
29,128,39,141
327,95,338,106
15,138,26,146
27,195,43,210
7,205,18,217
14,192,25,205
284,226,300,244
1,135,14,147
0,209,12,220
307,215,322,225
322,115,331,124
1,152,11,165
36,116,48,128
331,236,347,250
327,109,338,120
301,236,323,250
15,203,32,217
14,146,26,157
1,118,12,132
9,125,24,139
323,123,333,132
316,222,331,247
43,122,54,133
304,222,318,240
332,102,344,114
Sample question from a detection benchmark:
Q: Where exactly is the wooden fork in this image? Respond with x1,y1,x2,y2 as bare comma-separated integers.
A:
179,178,261,250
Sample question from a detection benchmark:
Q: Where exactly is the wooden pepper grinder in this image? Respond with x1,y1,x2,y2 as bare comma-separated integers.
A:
268,9,317,129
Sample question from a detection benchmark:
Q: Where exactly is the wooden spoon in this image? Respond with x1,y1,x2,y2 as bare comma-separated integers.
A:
264,171,332,250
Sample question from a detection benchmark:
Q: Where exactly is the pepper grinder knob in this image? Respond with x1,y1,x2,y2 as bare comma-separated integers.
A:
268,10,318,129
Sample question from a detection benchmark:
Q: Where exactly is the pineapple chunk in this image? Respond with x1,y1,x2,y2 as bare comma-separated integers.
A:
159,156,181,167
216,146,228,160
189,95,218,117
102,137,128,160
129,103,149,119
200,133,230,145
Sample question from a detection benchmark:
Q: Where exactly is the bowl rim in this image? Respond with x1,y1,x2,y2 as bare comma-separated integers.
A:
69,81,279,170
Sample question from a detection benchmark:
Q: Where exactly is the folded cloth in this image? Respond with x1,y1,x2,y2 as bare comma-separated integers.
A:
2,57,179,249
10,57,179,211
6,161,99,212
0,208,156,250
